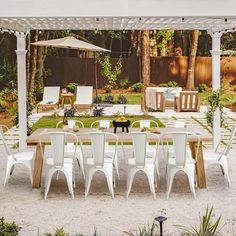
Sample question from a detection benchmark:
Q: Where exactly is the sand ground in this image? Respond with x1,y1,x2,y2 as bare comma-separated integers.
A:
0,145,236,235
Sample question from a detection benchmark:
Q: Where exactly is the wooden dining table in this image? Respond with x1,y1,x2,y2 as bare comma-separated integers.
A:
26,127,212,189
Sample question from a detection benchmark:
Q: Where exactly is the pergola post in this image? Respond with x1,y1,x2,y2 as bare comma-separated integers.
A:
211,32,222,148
15,32,27,150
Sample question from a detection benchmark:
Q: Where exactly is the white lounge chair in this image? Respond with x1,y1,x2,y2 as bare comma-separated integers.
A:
36,86,60,113
74,86,93,111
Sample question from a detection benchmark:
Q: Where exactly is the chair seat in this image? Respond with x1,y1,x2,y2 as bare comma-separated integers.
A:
46,157,73,166
127,157,155,166
168,156,195,166
203,151,226,162
85,157,113,166
8,151,35,161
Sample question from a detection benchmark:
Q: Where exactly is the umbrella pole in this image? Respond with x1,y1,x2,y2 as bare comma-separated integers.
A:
94,52,98,105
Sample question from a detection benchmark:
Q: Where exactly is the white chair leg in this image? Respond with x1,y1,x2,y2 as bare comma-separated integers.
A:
126,168,136,199
145,169,156,199
10,165,15,175
104,169,114,199
85,169,94,199
186,170,196,199
44,169,54,200
77,156,85,178
4,160,14,186
114,154,120,179
219,159,230,185
64,169,74,199
166,169,175,199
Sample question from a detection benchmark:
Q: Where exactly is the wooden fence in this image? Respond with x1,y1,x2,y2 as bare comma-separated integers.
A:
44,56,236,88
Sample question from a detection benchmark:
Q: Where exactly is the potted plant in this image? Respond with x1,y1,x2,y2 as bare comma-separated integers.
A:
132,82,144,92
66,82,78,93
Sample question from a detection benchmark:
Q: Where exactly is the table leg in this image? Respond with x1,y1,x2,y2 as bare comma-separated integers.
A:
61,97,65,108
32,143,44,188
122,127,124,132
189,141,206,189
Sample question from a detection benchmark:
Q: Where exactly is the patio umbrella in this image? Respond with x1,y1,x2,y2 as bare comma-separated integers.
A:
31,36,110,104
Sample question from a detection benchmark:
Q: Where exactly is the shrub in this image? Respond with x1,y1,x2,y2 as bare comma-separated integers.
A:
167,81,178,87
123,223,158,236
117,95,128,104
104,95,114,104
231,84,236,92
132,82,143,92
67,82,78,93
119,77,130,89
158,83,168,87
93,95,102,104
92,107,105,117
99,55,122,91
177,206,222,236
0,217,21,236
198,83,208,93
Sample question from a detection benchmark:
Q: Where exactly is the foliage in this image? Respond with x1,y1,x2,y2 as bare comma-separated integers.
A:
119,77,130,89
67,82,78,92
158,81,178,87
177,206,223,236
205,90,225,128
132,82,144,92
0,217,21,236
98,55,122,91
64,107,76,117
226,95,236,106
156,30,174,55
123,223,158,236
93,95,102,104
92,107,105,117
117,95,128,104
231,84,236,92
0,59,17,88
104,95,114,104
44,228,69,236
198,83,208,93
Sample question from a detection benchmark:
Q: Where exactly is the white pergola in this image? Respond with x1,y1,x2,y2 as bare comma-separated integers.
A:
1,0,236,149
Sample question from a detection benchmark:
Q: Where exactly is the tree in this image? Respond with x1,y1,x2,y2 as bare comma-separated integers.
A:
141,30,150,87
186,30,199,89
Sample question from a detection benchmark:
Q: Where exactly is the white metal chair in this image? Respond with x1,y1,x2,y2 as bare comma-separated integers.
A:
0,129,35,186
131,120,159,129
79,132,118,199
36,86,60,113
126,132,159,199
56,120,85,177
203,125,236,185
40,132,78,199
74,86,93,111
90,120,111,129
90,120,119,178
161,131,200,199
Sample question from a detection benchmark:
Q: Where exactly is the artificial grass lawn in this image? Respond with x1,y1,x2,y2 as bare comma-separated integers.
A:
31,115,163,133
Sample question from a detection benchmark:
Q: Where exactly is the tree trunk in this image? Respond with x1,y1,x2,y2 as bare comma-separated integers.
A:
141,30,150,87
37,46,44,88
130,30,138,56
186,30,199,90
29,30,39,96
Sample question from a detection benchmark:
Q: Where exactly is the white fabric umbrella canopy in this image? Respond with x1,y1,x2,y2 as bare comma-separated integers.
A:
31,36,110,52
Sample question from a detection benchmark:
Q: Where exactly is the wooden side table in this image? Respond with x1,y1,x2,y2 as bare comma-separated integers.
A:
61,93,74,108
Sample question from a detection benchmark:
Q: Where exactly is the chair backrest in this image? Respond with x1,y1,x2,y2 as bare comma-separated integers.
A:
174,121,185,128
145,89,165,111
0,128,12,157
40,132,78,168
131,132,147,167
56,120,84,128
131,120,159,128
90,120,110,128
222,125,236,156
75,86,93,105
42,86,60,104
80,132,118,168
162,132,200,167
179,91,199,111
